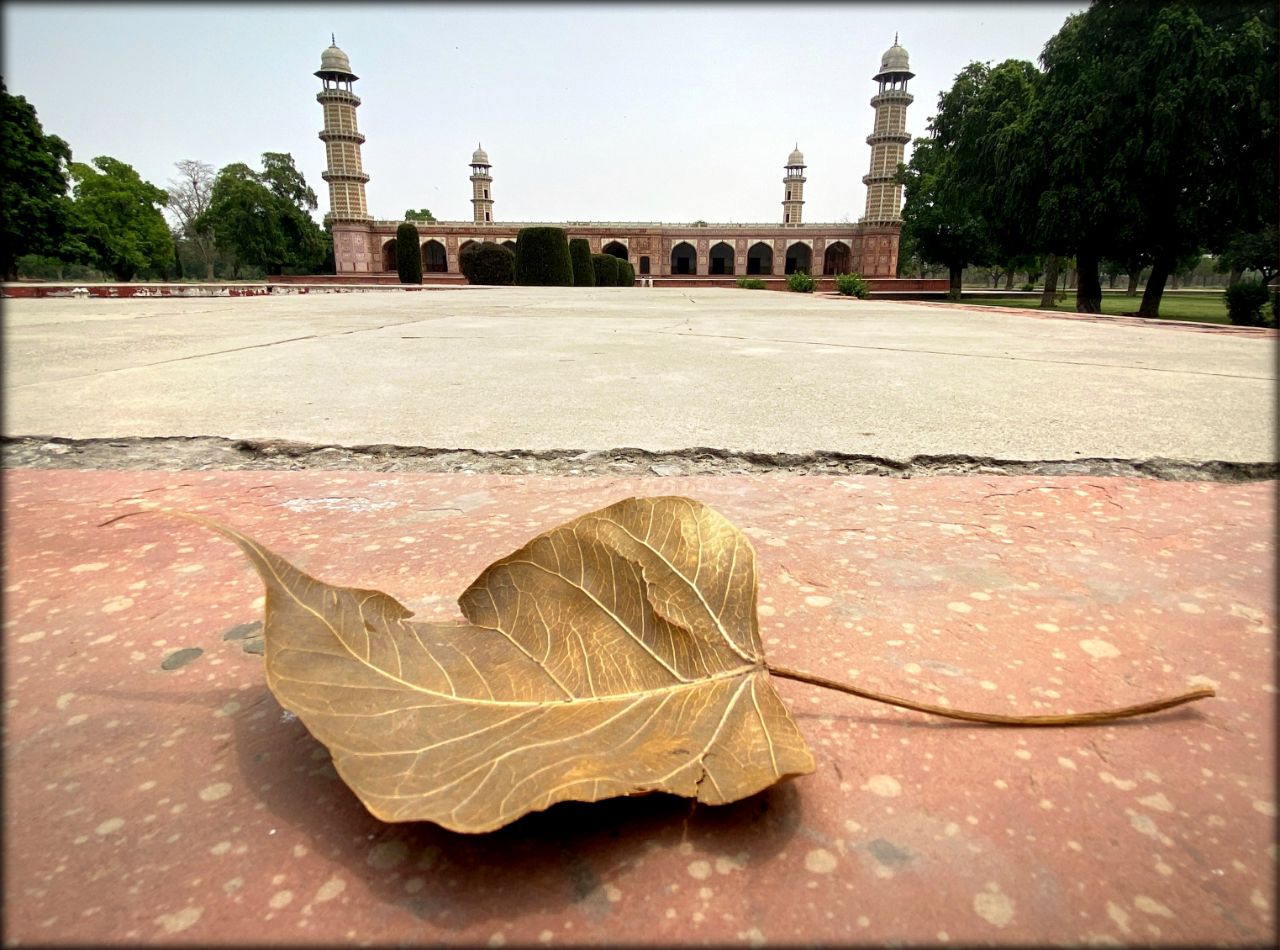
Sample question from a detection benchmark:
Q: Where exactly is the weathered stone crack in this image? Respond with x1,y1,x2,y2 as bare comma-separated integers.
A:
2,435,1274,482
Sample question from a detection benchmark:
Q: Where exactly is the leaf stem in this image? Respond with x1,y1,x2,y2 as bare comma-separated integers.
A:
765,664,1215,726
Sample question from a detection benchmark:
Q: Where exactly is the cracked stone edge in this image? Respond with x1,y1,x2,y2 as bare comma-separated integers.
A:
2,435,1274,483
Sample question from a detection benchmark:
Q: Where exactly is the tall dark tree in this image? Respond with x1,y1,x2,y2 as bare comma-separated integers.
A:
898,134,993,298
395,221,422,284
1035,1,1277,315
66,156,173,281
0,81,73,281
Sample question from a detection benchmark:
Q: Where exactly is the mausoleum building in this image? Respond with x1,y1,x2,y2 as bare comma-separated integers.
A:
316,39,915,280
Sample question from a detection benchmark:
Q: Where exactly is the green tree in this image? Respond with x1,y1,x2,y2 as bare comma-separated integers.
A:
201,154,326,277
0,81,73,281
395,221,422,283
1034,1,1277,315
65,156,172,281
1217,227,1278,285
898,134,993,298
405,208,436,222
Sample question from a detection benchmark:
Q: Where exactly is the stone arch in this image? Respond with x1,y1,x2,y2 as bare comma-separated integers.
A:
381,238,397,272
670,241,696,275
602,240,629,261
421,240,447,273
709,241,735,276
823,241,852,275
747,241,773,275
785,242,812,275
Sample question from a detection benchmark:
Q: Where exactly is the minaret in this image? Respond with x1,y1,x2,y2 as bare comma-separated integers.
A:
782,145,806,226
315,37,370,222
861,35,913,224
470,145,493,224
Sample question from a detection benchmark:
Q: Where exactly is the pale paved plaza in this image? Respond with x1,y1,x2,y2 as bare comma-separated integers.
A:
4,286,1274,464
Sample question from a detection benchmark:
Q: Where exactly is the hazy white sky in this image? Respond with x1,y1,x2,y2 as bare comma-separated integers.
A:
4,2,1083,225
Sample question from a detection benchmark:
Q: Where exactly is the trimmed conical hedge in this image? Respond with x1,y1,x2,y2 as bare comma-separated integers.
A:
618,260,635,287
514,227,574,286
591,252,618,287
395,221,422,284
569,238,595,287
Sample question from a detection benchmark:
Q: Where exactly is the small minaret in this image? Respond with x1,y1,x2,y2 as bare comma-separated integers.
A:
782,145,806,226
861,35,914,224
315,37,370,222
470,145,493,224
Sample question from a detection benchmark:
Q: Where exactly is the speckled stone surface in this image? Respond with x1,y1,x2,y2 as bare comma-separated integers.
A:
4,471,1274,946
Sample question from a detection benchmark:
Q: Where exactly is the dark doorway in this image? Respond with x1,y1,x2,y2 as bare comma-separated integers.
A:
639,256,650,275
671,242,696,275
785,243,812,275
747,242,773,275
422,240,447,273
381,239,397,272
709,242,735,276
603,241,628,261
823,242,851,275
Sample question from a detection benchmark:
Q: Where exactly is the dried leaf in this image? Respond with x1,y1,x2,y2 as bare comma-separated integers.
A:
184,496,815,833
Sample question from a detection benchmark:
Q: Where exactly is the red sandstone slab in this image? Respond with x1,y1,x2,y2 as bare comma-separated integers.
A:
3,471,1274,945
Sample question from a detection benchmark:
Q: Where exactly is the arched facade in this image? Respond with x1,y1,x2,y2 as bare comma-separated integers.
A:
670,242,696,275
823,241,851,275
709,242,735,276
785,242,812,275
318,41,918,284
422,240,447,273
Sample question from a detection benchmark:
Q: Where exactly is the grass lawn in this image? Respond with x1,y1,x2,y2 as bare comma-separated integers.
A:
952,291,1233,325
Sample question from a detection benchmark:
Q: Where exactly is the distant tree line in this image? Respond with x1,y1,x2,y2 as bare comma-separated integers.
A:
0,77,388,282
896,0,1277,319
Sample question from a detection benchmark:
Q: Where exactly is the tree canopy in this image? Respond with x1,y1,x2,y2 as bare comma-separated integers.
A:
65,156,173,281
0,80,73,281
201,153,325,277
900,0,1277,316
405,208,436,222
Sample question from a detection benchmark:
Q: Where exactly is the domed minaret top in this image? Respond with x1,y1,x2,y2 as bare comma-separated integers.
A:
316,35,358,81
873,34,913,82
471,145,490,166
782,143,807,226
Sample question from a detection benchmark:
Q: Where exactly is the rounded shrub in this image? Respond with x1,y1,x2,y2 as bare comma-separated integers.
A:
461,242,515,285
569,238,595,287
736,277,766,289
616,260,634,287
834,272,869,298
786,271,817,293
514,227,574,286
592,253,619,287
395,221,422,284
1225,279,1271,326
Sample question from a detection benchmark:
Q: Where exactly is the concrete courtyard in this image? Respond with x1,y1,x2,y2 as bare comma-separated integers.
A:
4,286,1275,464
